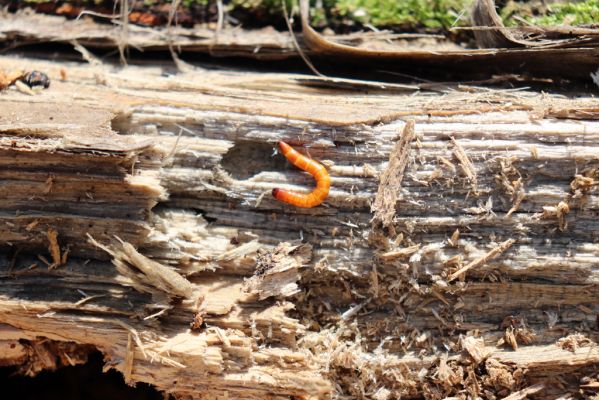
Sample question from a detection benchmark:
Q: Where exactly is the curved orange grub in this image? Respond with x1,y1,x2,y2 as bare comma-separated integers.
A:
272,141,330,208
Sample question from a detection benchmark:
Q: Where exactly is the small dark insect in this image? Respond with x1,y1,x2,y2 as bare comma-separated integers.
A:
22,71,50,89
190,311,206,331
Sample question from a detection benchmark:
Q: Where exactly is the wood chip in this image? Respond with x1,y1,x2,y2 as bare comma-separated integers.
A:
460,335,490,365
502,383,545,400
379,244,421,261
243,242,310,300
371,120,415,227
46,228,61,269
119,241,194,299
451,137,478,195
448,239,515,282
124,332,134,385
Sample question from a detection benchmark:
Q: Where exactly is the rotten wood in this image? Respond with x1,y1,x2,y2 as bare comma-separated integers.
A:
0,54,599,399
372,120,415,227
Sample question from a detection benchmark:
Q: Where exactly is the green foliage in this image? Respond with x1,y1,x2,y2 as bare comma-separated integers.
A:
226,0,472,30
528,0,599,25
331,0,471,29
502,0,599,27
181,0,210,6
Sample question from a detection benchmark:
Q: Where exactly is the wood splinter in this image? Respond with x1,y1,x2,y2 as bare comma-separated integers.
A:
448,238,515,282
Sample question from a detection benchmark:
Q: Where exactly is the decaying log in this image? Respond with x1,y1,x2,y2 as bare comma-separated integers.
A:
1,53,599,399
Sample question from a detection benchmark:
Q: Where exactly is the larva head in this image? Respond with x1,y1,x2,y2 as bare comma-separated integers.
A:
278,141,292,153
272,188,281,199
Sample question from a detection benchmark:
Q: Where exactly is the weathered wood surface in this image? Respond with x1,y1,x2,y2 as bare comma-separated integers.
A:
1,53,599,399
0,9,299,60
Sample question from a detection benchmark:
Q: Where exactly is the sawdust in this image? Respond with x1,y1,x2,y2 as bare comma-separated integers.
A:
483,358,517,395
556,333,595,352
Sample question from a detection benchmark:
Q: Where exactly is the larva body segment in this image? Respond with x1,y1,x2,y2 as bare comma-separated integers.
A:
272,141,330,208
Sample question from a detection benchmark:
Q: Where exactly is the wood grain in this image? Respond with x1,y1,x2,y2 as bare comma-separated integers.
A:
0,54,599,398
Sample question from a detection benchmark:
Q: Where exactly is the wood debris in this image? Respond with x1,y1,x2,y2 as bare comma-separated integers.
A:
89,236,194,300
502,383,545,400
447,239,515,282
379,244,421,261
460,335,490,365
45,228,62,269
124,332,134,385
371,120,415,227
451,137,478,195
495,157,526,217
243,242,311,300
540,201,570,231
483,358,516,395
556,333,594,352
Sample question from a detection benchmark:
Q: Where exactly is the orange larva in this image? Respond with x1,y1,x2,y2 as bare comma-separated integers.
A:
272,141,330,208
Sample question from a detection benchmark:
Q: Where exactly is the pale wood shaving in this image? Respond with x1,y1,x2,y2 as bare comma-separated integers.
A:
124,332,134,384
89,236,194,299
460,336,490,365
448,239,515,282
502,383,545,400
379,244,421,261
372,120,415,227
451,137,478,195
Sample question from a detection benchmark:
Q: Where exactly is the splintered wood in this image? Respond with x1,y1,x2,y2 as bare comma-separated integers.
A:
243,243,310,300
447,239,515,282
372,120,415,227
1,55,599,399
451,137,478,196
90,237,195,300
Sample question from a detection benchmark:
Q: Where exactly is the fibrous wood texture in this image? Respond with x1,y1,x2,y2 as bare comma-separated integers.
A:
1,53,599,399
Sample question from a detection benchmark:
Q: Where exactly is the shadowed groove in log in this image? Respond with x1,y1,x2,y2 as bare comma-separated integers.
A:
221,141,283,180
0,347,163,399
